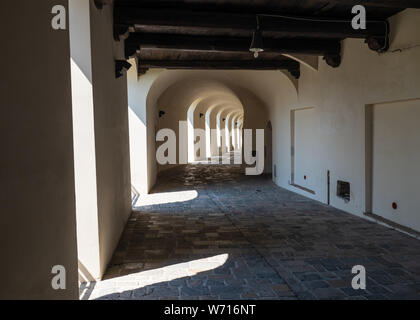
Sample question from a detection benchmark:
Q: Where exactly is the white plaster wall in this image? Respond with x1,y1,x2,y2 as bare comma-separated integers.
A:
371,99,420,231
69,0,101,281
0,0,78,299
268,9,420,231
71,0,130,281
128,65,160,194
211,104,231,155
193,102,208,160
89,1,132,276
293,107,318,191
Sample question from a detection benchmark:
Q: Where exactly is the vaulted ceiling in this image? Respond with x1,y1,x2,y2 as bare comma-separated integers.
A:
109,0,420,77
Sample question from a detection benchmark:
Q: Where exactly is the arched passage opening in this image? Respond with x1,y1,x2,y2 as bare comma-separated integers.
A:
128,68,298,194
154,80,245,165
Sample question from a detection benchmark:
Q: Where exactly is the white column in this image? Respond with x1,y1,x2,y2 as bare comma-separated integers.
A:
69,0,101,281
225,113,231,152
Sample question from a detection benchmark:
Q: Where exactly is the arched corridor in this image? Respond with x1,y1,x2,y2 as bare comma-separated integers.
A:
3,0,420,302
89,60,420,300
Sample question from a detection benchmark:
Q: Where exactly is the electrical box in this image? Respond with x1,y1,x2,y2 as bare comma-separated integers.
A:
337,180,350,202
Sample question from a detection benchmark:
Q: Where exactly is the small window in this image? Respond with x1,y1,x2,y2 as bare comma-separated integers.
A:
337,180,350,202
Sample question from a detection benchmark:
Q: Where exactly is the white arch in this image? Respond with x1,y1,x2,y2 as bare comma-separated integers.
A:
188,95,243,161
225,110,242,152
237,115,244,149
230,112,242,150
135,69,298,191
214,104,241,155
205,103,231,158
187,98,203,163
217,107,234,154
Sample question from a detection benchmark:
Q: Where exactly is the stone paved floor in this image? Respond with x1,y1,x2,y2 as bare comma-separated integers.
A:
80,159,420,300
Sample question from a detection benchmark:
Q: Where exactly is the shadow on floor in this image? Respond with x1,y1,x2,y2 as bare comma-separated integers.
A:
87,163,420,300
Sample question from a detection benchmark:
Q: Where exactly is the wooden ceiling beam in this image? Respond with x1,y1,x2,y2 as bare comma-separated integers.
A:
328,0,420,8
114,0,420,9
125,33,341,58
136,59,301,78
114,7,387,40
137,59,298,69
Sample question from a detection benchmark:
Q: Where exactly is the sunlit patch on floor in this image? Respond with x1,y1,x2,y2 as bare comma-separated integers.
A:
133,190,198,207
82,254,229,300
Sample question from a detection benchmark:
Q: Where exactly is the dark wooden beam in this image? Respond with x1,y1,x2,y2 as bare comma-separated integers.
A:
114,7,387,40
137,59,299,70
114,0,420,10
125,33,341,58
328,0,420,8
136,59,300,77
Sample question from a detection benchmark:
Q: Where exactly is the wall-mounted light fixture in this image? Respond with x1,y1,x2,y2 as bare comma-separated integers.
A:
115,60,132,78
199,113,204,118
222,118,226,122
249,16,264,58
159,110,166,118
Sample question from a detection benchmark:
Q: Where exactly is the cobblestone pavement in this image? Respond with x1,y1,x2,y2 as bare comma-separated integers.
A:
81,161,420,300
